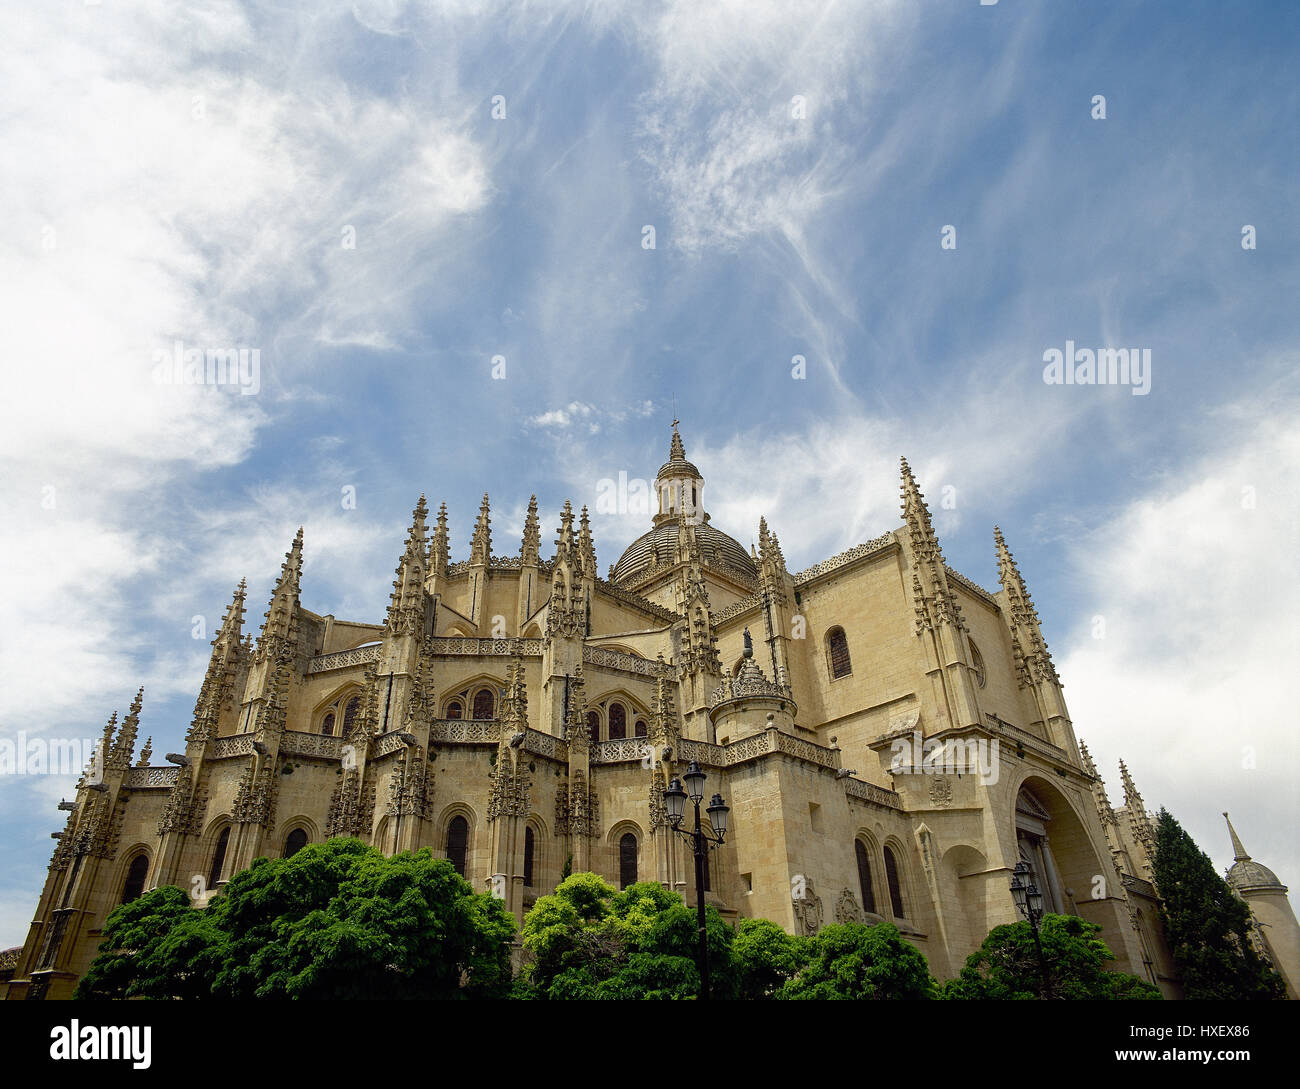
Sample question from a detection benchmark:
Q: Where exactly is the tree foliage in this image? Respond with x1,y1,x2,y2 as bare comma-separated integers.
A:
780,922,936,1000
1152,808,1285,1000
75,839,515,999
942,914,1160,1000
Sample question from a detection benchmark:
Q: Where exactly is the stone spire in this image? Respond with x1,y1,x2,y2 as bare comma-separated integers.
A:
386,496,429,637
521,495,540,566
1120,759,1157,873
108,687,144,769
94,711,117,782
577,505,597,578
470,493,492,565
137,737,153,767
994,526,1058,687
256,528,304,661
901,458,964,634
220,578,247,641
500,656,529,733
547,501,586,639
1080,740,1116,821
430,502,450,578
1225,811,1251,862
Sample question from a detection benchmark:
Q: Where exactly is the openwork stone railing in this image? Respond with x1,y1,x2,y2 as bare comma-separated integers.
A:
675,730,844,773
793,531,895,586
279,732,345,760
522,728,567,761
1121,873,1157,898
945,566,998,605
582,645,668,679
370,731,412,759
844,777,903,809
124,766,180,788
709,671,793,708
676,738,726,766
428,637,543,656
429,719,502,744
306,644,381,674
211,734,257,758
711,593,762,626
590,738,652,765
985,714,1067,761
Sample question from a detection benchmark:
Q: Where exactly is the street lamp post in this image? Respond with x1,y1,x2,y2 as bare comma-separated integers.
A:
1010,859,1051,997
663,761,729,1000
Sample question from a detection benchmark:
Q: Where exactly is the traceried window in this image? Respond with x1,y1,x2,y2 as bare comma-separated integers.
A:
343,697,360,735
208,827,230,890
446,816,469,877
321,712,335,737
608,703,627,740
827,627,852,679
284,828,308,859
121,853,149,904
619,833,637,888
446,700,463,720
883,845,905,920
523,827,535,888
634,719,648,738
855,840,877,914
587,710,600,746
970,640,986,688
472,688,495,720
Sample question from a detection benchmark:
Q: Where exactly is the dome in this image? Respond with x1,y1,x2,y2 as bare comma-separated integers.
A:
611,521,757,585
1227,859,1283,892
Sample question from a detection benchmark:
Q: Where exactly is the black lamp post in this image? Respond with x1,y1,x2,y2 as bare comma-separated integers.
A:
1010,859,1051,996
664,761,729,1000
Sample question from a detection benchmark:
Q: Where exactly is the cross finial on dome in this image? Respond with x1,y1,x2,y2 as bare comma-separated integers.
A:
669,419,686,463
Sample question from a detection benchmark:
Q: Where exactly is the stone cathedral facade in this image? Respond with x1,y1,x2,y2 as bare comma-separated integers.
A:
10,424,1290,1000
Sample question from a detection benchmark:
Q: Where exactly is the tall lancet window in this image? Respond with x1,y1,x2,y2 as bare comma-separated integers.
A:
472,688,495,720
608,703,627,740
827,627,852,679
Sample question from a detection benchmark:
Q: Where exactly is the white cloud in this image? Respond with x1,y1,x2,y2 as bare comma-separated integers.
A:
1059,403,1300,885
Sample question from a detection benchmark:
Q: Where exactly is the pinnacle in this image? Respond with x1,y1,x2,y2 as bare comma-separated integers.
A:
669,420,686,463
1224,812,1251,862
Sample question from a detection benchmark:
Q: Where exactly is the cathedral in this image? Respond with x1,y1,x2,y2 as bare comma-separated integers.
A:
5,424,1296,1000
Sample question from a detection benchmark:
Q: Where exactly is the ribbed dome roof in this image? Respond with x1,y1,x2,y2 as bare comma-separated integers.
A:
1227,859,1283,891
611,521,756,585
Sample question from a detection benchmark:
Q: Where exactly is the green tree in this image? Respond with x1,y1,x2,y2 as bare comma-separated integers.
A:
76,839,515,999
732,917,808,1000
780,922,936,1000
1152,808,1285,1000
942,914,1160,1000
518,873,735,999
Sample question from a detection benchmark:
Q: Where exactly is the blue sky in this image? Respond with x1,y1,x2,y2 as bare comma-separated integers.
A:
1,0,1297,946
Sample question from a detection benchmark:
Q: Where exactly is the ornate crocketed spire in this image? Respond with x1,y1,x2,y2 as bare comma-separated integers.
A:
901,458,965,635
257,528,304,661
430,502,450,578
403,643,438,730
651,653,679,749
221,578,247,640
547,501,586,638
1119,758,1156,864
387,496,429,637
137,737,152,767
578,506,597,577
470,493,492,565
521,495,540,566
93,711,117,782
500,656,529,734
565,664,589,752
994,526,1059,687
1079,740,1117,825
108,687,144,770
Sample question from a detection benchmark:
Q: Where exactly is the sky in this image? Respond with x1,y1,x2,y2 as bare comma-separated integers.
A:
0,0,1296,947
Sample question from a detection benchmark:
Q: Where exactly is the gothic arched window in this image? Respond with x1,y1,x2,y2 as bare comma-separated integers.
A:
827,627,852,679
855,840,877,914
587,710,600,746
446,700,463,720
343,697,360,735
284,828,308,859
619,833,637,888
609,703,627,740
634,719,648,738
446,816,469,877
121,853,149,904
970,640,986,688
472,688,495,720
883,845,905,919
321,712,335,737
208,827,230,890
523,827,536,888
